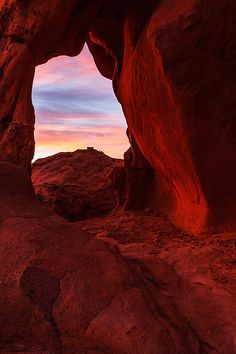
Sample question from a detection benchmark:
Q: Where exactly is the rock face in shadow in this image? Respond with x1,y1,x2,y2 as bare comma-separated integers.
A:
0,162,235,353
0,0,103,171
88,0,236,233
0,2,235,352
0,0,235,233
32,148,124,221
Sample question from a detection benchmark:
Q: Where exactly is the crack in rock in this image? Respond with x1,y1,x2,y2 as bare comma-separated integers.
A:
20,267,61,351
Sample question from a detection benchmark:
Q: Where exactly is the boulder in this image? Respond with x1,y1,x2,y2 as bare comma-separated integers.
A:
32,148,124,221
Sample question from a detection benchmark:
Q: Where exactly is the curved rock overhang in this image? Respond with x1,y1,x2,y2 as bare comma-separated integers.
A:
0,0,235,233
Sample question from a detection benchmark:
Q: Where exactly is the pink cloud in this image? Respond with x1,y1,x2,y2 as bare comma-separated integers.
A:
34,45,99,87
34,124,128,160
33,45,129,161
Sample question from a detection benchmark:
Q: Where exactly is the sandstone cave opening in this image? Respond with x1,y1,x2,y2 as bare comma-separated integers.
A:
32,45,129,161
31,45,129,222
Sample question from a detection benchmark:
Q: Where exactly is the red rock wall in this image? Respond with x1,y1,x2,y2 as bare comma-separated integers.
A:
0,0,102,170
120,0,236,233
88,0,236,233
1,0,236,233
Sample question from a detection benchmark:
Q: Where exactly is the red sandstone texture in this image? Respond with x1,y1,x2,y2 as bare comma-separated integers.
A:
32,148,124,221
0,0,236,352
89,0,236,233
0,162,235,353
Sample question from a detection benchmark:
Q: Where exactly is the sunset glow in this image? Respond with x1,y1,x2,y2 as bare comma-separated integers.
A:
32,45,129,160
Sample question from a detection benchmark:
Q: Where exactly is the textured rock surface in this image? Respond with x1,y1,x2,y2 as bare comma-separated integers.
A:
1,1,236,352
88,0,236,233
112,0,236,233
0,0,235,232
32,148,124,221
0,162,236,353
0,0,103,171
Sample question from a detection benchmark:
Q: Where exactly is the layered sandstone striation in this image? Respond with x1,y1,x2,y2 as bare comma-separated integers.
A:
32,148,124,221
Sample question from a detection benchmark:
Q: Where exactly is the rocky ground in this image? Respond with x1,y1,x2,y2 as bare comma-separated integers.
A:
0,161,235,353
32,148,124,221
82,208,236,293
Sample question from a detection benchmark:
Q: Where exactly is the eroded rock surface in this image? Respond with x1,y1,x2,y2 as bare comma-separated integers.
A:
113,0,236,233
0,1,236,352
0,162,235,353
32,148,124,221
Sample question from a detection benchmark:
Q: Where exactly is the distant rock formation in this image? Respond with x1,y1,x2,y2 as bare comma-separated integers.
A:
32,148,124,221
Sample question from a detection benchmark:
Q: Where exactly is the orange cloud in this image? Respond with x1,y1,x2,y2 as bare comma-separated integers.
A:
34,124,128,160
33,45,129,160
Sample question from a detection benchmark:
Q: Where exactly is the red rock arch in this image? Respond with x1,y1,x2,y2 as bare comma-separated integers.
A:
0,0,236,233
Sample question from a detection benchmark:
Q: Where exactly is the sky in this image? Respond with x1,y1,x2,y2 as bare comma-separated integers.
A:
32,45,129,161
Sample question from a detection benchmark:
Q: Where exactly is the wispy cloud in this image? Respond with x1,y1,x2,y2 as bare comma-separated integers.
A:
32,45,129,160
